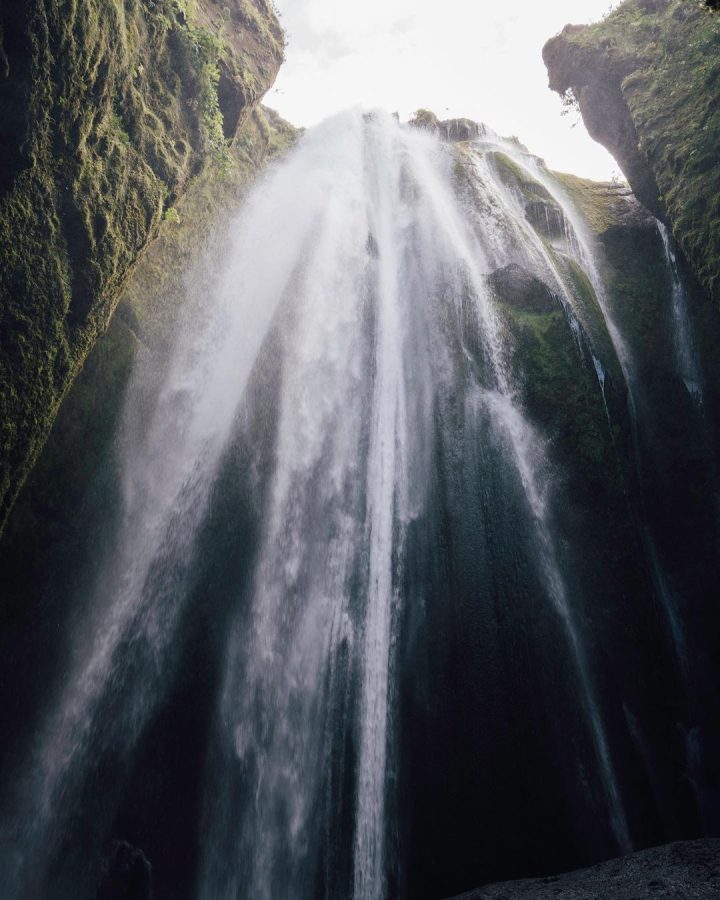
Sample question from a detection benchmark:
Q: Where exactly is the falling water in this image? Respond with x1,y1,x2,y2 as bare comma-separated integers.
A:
493,145,720,828
464,140,619,435
200,110,631,886
1,110,635,898
657,221,704,405
0,115,368,896
352,119,411,900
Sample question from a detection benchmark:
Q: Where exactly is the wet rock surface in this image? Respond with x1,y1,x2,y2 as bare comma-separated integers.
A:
439,118,485,141
95,840,152,900
450,839,720,899
488,264,558,313
543,0,720,305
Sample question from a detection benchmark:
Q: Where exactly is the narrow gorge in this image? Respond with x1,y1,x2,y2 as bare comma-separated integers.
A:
0,1,719,898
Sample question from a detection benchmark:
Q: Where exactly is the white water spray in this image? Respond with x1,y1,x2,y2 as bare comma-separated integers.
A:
657,221,704,404
2,110,637,897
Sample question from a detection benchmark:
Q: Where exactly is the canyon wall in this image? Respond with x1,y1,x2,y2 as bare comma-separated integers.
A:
0,0,285,532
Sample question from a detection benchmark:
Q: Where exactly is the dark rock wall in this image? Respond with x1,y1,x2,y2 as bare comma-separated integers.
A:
399,151,720,899
451,838,720,899
0,104,295,900
0,0,284,534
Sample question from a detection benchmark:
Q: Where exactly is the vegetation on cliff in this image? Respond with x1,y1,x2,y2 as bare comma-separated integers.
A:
543,0,720,306
0,0,284,533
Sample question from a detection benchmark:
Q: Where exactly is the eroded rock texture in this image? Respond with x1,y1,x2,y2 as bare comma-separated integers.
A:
0,0,284,532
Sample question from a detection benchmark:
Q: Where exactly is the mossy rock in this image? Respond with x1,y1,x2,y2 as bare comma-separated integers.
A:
554,173,644,238
488,264,560,314
524,200,566,240
0,104,296,624
0,0,284,533
497,291,624,501
488,151,557,207
488,150,569,240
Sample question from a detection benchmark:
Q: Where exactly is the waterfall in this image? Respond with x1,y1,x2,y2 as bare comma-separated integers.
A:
657,221,704,405
1,110,637,898
352,119,411,900
495,144,720,832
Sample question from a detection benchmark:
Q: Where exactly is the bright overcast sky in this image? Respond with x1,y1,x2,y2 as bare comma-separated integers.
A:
270,0,621,180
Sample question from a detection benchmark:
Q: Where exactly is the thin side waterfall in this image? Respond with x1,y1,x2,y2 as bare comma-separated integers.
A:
1,110,637,898
460,140,632,851
465,143,618,433
388,131,631,858
657,220,704,405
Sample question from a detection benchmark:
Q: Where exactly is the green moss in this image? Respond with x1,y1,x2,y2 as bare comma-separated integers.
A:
499,302,621,495
488,151,556,206
554,173,630,236
0,0,284,533
409,108,440,130
553,255,622,381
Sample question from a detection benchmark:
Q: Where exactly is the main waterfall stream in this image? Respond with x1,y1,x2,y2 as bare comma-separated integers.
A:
3,109,718,899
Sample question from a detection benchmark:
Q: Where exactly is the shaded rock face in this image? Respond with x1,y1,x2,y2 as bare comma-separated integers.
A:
488,264,559,313
543,0,720,305
450,838,720,899
543,23,663,219
0,0,284,534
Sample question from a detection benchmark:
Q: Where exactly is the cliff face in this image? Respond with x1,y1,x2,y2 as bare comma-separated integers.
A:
0,0,284,533
543,0,720,304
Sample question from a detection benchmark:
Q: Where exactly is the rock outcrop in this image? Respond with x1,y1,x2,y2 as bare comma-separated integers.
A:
439,118,485,142
488,264,559,314
450,838,720,899
543,0,720,305
0,0,284,533
408,109,487,142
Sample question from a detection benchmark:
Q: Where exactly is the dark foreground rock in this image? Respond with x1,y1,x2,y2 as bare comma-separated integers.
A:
450,839,720,899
